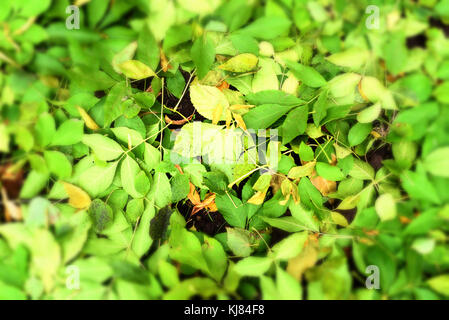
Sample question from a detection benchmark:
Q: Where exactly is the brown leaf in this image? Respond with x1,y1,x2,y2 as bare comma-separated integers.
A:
0,163,24,199
216,81,230,91
310,172,336,196
160,48,172,72
1,187,22,221
165,114,193,126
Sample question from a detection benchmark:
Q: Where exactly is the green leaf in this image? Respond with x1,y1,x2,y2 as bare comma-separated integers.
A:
104,82,128,128
137,25,160,70
427,275,449,297
35,112,55,147
169,225,209,273
145,172,169,208
171,174,190,203
121,156,146,199
215,193,247,228
289,202,320,232
313,89,328,126
326,48,370,70
357,102,381,124
271,232,308,260
82,134,124,161
88,199,114,232
281,106,308,144
240,16,291,40
252,58,279,93
245,90,304,106
298,142,314,161
349,158,375,180
434,81,449,104
260,216,309,232
132,201,155,258
423,147,449,178
150,206,173,242
202,235,227,282
118,60,157,80
50,120,84,146
125,198,144,224
348,122,372,147
234,256,273,276
276,266,302,300
191,36,216,79
29,229,61,292
44,151,72,179
285,60,327,88
20,170,50,199
243,104,295,129
144,143,160,170
79,161,118,198
226,227,253,257
316,162,344,181
111,127,144,146
383,32,407,76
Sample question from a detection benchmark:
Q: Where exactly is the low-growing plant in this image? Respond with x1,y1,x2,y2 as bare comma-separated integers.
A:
1,0,449,300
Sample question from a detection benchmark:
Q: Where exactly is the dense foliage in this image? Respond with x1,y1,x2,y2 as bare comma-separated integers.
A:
1,0,449,300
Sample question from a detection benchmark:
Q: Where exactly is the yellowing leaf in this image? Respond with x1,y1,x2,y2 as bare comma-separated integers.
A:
218,53,258,72
336,194,360,210
288,161,316,180
232,112,247,130
247,190,267,205
190,84,229,120
76,106,99,130
287,241,318,280
326,48,370,69
118,60,157,80
331,211,348,227
359,76,397,110
375,193,397,221
62,182,91,209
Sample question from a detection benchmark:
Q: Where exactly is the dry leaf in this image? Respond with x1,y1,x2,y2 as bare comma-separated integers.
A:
310,172,336,196
1,187,22,221
160,48,172,72
165,114,193,126
216,81,230,91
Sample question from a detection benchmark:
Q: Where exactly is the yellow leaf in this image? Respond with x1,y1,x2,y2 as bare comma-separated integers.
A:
118,60,157,80
190,84,229,121
76,106,99,130
62,182,91,209
287,241,318,280
247,190,268,205
218,53,258,72
232,112,247,131
331,211,348,227
212,104,223,125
